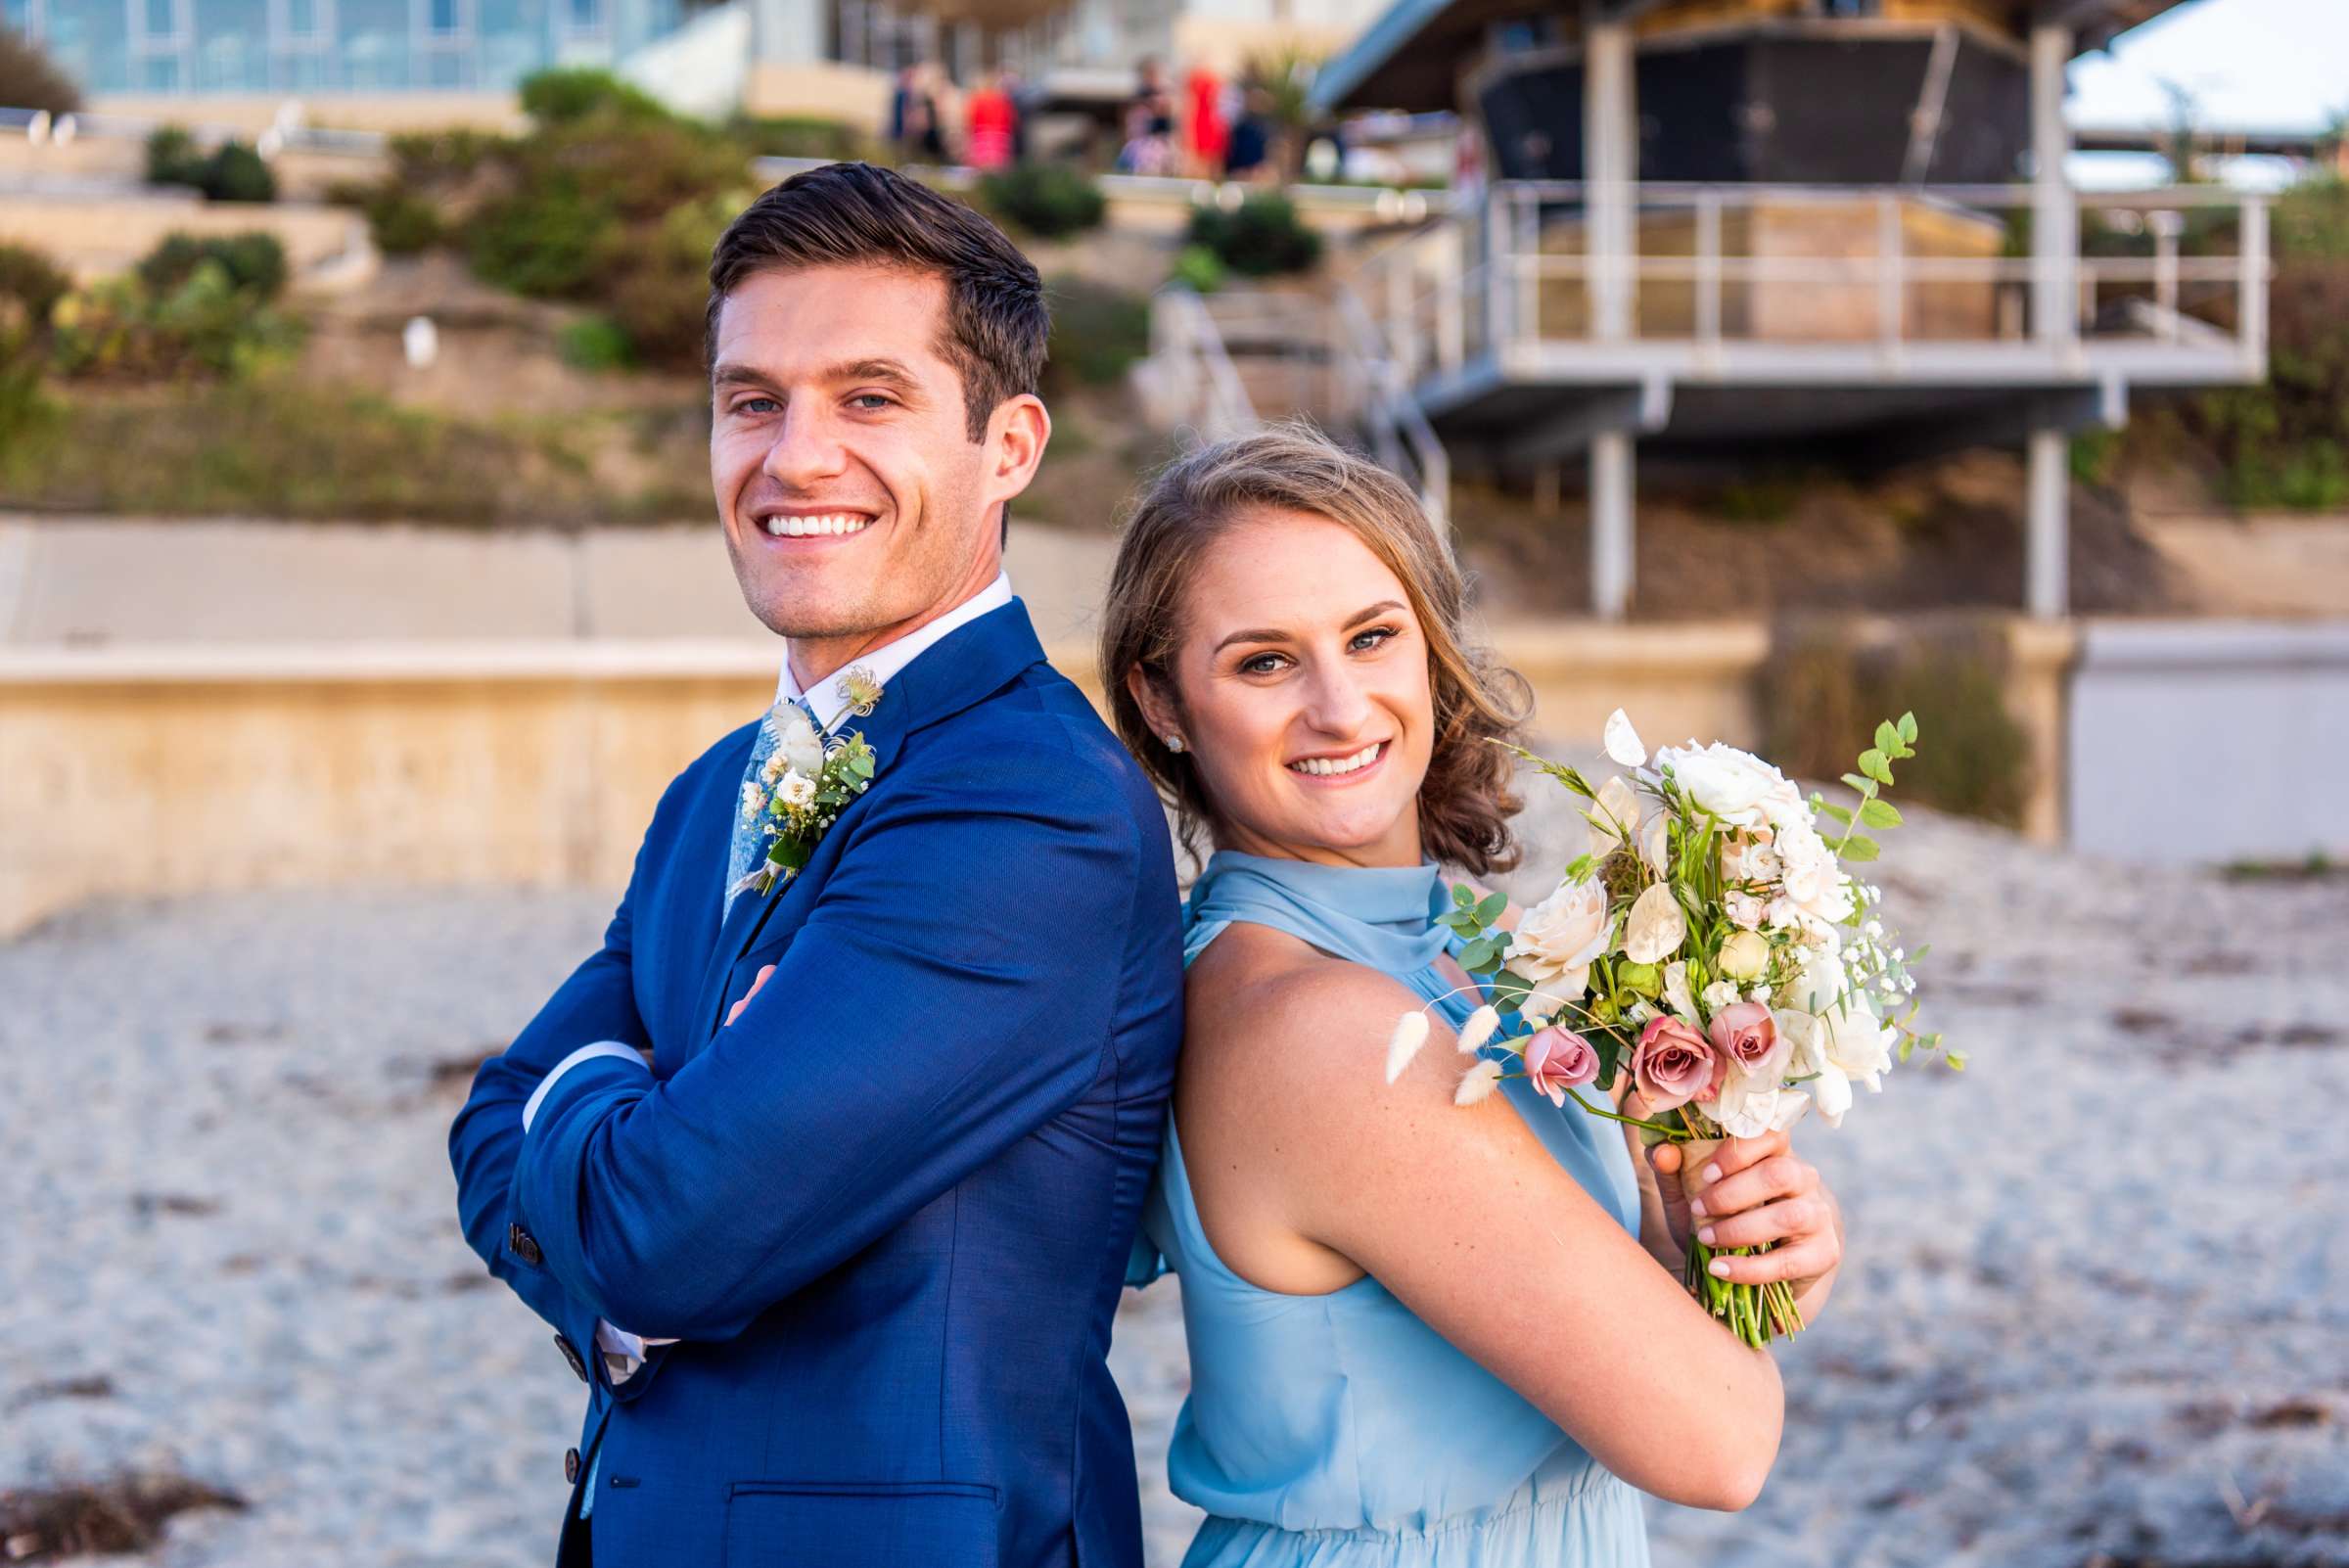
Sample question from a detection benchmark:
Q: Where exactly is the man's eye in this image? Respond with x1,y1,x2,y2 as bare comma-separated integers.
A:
849,393,895,410
735,396,779,415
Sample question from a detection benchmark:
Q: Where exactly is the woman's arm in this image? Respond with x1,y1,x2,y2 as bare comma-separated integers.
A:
1195,956,1784,1513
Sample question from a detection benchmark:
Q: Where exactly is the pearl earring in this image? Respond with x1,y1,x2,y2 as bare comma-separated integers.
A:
1163,733,1186,754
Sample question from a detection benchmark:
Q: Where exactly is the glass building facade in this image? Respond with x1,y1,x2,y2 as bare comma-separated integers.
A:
3,0,696,94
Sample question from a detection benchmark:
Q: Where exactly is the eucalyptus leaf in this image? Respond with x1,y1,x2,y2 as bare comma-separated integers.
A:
1858,749,1892,785
1898,711,1918,745
1858,798,1904,829
1841,773,1875,796
1472,891,1509,925
1817,802,1854,826
1874,720,1899,755
1840,835,1881,862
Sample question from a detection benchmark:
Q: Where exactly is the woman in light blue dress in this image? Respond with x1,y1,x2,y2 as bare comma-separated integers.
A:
1099,429,1849,1567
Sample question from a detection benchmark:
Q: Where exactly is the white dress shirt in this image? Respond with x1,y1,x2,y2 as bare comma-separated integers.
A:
523,572,1017,1381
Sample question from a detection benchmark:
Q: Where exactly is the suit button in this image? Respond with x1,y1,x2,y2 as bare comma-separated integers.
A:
508,1223,544,1267
565,1448,581,1485
553,1332,589,1384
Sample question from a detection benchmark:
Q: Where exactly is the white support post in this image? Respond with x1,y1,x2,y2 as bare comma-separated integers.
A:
1517,186,1540,344
1438,224,1464,375
1585,12,1635,344
1876,191,1904,349
2240,196,2270,370
2030,22,2077,346
2152,209,2181,341
1486,190,1510,355
1589,430,1635,621
2026,426,2069,619
1695,189,1722,351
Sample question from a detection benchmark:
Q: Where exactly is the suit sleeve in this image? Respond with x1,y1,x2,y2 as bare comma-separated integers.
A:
509,748,1140,1343
446,771,672,1377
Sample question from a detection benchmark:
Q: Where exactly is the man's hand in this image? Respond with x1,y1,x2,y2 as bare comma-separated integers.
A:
724,964,776,1027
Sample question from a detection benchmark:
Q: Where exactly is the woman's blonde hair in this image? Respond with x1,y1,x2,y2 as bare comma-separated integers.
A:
1100,424,1531,873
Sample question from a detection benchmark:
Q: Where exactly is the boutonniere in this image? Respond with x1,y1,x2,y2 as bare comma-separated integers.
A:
731,692,880,901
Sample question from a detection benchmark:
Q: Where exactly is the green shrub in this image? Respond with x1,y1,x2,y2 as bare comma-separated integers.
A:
0,242,72,329
1169,244,1226,295
978,164,1106,240
2187,254,2349,510
467,181,615,299
362,188,443,255
203,142,277,203
388,127,516,183
730,115,872,161
600,195,734,371
137,232,289,301
1043,276,1150,389
145,129,278,203
50,263,301,381
558,315,635,371
520,68,673,127
0,26,80,115
1185,194,1321,276
1760,620,2030,828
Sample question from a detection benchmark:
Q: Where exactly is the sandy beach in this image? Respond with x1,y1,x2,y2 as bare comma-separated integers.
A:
3,784,2344,1567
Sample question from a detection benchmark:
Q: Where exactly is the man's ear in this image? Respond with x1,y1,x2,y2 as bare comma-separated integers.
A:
984,392,1050,512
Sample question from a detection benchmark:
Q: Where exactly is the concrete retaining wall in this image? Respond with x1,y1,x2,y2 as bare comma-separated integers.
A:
2069,619,2349,865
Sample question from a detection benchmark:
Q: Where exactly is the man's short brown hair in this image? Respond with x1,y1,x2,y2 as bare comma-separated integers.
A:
706,161,1048,441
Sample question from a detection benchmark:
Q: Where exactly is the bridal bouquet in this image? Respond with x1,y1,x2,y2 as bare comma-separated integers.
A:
1385,710,1956,1346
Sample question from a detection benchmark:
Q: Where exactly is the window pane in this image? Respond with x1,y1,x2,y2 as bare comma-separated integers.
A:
429,0,456,28
145,0,177,35
289,0,316,32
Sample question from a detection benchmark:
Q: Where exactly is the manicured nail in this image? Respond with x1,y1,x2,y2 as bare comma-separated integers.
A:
1701,1163,1722,1184
1697,1226,1717,1246
1689,1197,1707,1218
1708,1258,1732,1277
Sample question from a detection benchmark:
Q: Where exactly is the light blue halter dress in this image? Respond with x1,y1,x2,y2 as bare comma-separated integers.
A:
1139,851,1652,1568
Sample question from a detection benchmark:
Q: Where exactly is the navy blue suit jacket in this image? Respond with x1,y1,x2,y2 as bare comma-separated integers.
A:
448,600,1184,1567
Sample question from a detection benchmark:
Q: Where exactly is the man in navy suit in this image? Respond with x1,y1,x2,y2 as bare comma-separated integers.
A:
448,162,1185,1568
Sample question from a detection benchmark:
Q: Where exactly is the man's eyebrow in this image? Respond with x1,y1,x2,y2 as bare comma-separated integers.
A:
828,357,921,391
710,361,774,392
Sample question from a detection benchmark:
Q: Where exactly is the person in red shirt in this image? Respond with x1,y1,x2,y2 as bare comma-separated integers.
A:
965,69,1019,171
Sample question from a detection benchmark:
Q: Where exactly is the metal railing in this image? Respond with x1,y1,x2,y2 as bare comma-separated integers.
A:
1359,180,2274,387
1330,286,1450,533
1137,285,1258,444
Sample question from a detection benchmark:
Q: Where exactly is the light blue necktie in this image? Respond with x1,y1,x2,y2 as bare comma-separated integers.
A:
723,696,824,920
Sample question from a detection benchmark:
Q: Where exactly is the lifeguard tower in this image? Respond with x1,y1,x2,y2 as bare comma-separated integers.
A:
1299,0,2273,618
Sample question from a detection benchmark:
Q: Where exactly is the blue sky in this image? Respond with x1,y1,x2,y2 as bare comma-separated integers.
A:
2071,0,2347,133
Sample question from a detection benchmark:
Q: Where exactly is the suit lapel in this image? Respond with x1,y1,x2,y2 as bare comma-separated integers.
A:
687,599,1050,1041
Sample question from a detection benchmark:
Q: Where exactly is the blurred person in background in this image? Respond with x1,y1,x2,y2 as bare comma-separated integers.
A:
965,67,1020,170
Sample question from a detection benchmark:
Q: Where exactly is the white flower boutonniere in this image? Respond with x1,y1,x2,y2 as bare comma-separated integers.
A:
732,691,882,901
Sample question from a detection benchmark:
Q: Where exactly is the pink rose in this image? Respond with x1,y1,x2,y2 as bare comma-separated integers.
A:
1706,1001,1784,1079
1633,1015,1723,1113
1521,1026,1599,1107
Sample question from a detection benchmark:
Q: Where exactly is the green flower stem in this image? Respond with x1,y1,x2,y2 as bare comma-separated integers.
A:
1560,1089,1682,1138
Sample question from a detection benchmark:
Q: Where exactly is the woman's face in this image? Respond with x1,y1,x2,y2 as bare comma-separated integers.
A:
1152,508,1435,868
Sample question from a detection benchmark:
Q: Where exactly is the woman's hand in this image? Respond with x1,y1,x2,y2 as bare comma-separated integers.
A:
724,964,776,1027
1651,1132,1844,1317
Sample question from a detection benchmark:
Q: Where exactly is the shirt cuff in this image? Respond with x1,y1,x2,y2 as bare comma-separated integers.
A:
594,1317,680,1385
522,1041,649,1132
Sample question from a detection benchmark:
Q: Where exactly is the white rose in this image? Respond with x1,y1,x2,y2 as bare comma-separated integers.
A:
1810,1060,1854,1128
1652,741,1786,829
773,704,828,779
1816,995,1896,1091
1726,890,1768,931
1710,1068,1812,1138
1622,883,1686,965
1511,877,1611,986
1603,708,1648,767
778,770,818,808
1761,777,1809,831
1589,776,1642,854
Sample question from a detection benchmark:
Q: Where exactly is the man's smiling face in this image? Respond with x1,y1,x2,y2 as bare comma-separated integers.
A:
709,264,1006,657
